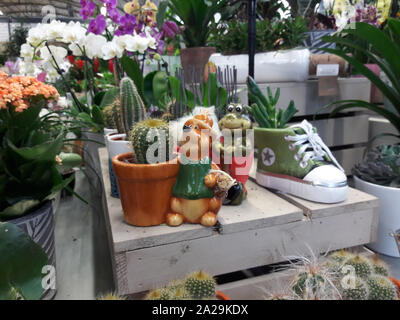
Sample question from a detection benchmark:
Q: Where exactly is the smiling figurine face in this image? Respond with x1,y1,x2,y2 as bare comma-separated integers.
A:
218,104,252,131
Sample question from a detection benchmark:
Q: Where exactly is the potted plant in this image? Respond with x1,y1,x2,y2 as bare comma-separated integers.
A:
0,72,81,298
0,222,49,300
103,77,147,197
320,19,400,256
247,76,348,203
208,17,310,83
167,0,226,79
112,118,179,226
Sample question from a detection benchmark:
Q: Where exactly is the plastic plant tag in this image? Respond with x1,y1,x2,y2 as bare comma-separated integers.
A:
317,64,339,97
316,64,339,77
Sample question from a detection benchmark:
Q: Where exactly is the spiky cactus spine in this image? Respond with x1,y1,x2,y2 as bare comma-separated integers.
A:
103,99,120,129
341,277,369,300
145,288,171,300
327,250,355,264
292,272,326,297
344,254,373,279
370,257,390,276
119,77,146,134
129,119,171,164
367,274,398,300
184,270,216,299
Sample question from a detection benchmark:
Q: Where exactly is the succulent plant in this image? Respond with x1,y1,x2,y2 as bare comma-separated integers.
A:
102,99,120,130
367,274,398,300
118,77,146,134
343,254,373,279
370,257,390,277
184,270,216,300
144,288,171,300
341,276,369,300
352,145,400,188
327,250,355,264
129,119,171,164
246,76,298,129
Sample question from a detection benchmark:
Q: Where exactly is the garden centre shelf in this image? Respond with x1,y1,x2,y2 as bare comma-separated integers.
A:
98,148,379,297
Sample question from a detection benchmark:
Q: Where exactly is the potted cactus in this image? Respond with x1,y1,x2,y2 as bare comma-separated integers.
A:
103,77,147,198
112,118,179,226
320,20,400,256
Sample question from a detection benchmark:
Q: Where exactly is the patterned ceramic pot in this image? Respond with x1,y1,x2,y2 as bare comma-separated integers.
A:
9,201,56,299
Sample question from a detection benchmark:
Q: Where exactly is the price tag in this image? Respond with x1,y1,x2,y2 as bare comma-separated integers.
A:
316,64,339,77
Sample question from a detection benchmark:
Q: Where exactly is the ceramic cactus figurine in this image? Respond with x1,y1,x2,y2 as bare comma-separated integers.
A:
129,119,171,164
213,103,253,201
118,77,146,134
166,112,244,227
184,270,216,299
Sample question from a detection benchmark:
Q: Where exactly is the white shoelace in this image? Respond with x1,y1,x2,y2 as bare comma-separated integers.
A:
284,120,344,172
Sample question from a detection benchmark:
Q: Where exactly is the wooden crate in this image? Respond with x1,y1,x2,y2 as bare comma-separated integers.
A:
99,148,379,296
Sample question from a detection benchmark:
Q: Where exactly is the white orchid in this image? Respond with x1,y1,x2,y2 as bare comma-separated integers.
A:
27,25,47,47
39,45,68,66
62,22,87,45
46,20,67,40
84,34,107,59
20,43,34,60
102,41,124,60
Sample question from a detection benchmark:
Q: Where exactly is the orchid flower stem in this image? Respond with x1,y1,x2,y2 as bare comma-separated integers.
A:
44,42,86,114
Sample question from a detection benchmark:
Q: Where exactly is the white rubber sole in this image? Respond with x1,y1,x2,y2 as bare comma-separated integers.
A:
256,171,348,204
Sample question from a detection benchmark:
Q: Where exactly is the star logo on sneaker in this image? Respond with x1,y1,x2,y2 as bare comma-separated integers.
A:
262,147,275,166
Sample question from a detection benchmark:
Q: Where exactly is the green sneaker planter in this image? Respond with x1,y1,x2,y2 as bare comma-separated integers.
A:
255,120,348,203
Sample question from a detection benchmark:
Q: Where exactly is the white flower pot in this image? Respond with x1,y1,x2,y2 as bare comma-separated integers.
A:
106,133,131,197
209,48,310,84
354,175,400,258
104,128,117,136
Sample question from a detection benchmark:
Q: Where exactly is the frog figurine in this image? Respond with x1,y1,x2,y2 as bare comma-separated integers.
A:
166,112,243,227
213,103,254,197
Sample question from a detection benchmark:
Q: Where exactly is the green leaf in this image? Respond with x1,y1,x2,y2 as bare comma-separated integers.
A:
93,91,106,107
144,71,158,106
91,105,104,126
56,152,82,172
99,87,119,109
153,71,170,108
280,100,298,128
0,222,48,300
156,1,168,29
0,200,40,220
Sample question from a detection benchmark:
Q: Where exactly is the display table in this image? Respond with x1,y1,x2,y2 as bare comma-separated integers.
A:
98,148,379,296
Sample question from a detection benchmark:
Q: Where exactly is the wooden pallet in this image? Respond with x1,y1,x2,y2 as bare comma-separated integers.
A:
99,148,379,297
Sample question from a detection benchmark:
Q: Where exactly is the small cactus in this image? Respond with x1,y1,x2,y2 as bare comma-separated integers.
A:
370,257,390,277
145,288,171,300
119,77,146,134
367,274,398,300
129,119,171,164
184,270,216,299
341,277,369,300
292,272,326,298
343,254,373,279
102,99,120,129
98,292,126,300
327,250,355,264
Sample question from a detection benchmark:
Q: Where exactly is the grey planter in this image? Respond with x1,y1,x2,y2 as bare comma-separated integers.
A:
9,201,56,299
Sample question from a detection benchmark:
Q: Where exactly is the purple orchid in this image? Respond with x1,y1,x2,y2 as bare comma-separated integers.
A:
88,14,107,35
105,0,117,10
79,1,96,20
115,13,137,35
5,60,19,75
161,21,179,39
108,7,121,23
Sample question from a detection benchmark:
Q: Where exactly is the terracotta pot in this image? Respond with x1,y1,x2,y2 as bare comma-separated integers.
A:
112,153,179,226
180,47,216,82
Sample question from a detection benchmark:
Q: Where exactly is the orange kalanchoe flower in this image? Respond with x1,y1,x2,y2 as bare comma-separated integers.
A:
0,73,59,112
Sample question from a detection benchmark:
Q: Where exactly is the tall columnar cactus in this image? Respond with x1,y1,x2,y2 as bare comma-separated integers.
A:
118,77,146,134
102,99,120,129
184,270,216,300
129,119,171,164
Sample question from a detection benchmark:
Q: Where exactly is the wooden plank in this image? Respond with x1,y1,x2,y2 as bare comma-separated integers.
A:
121,207,378,294
278,187,379,220
218,180,303,234
99,148,215,253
